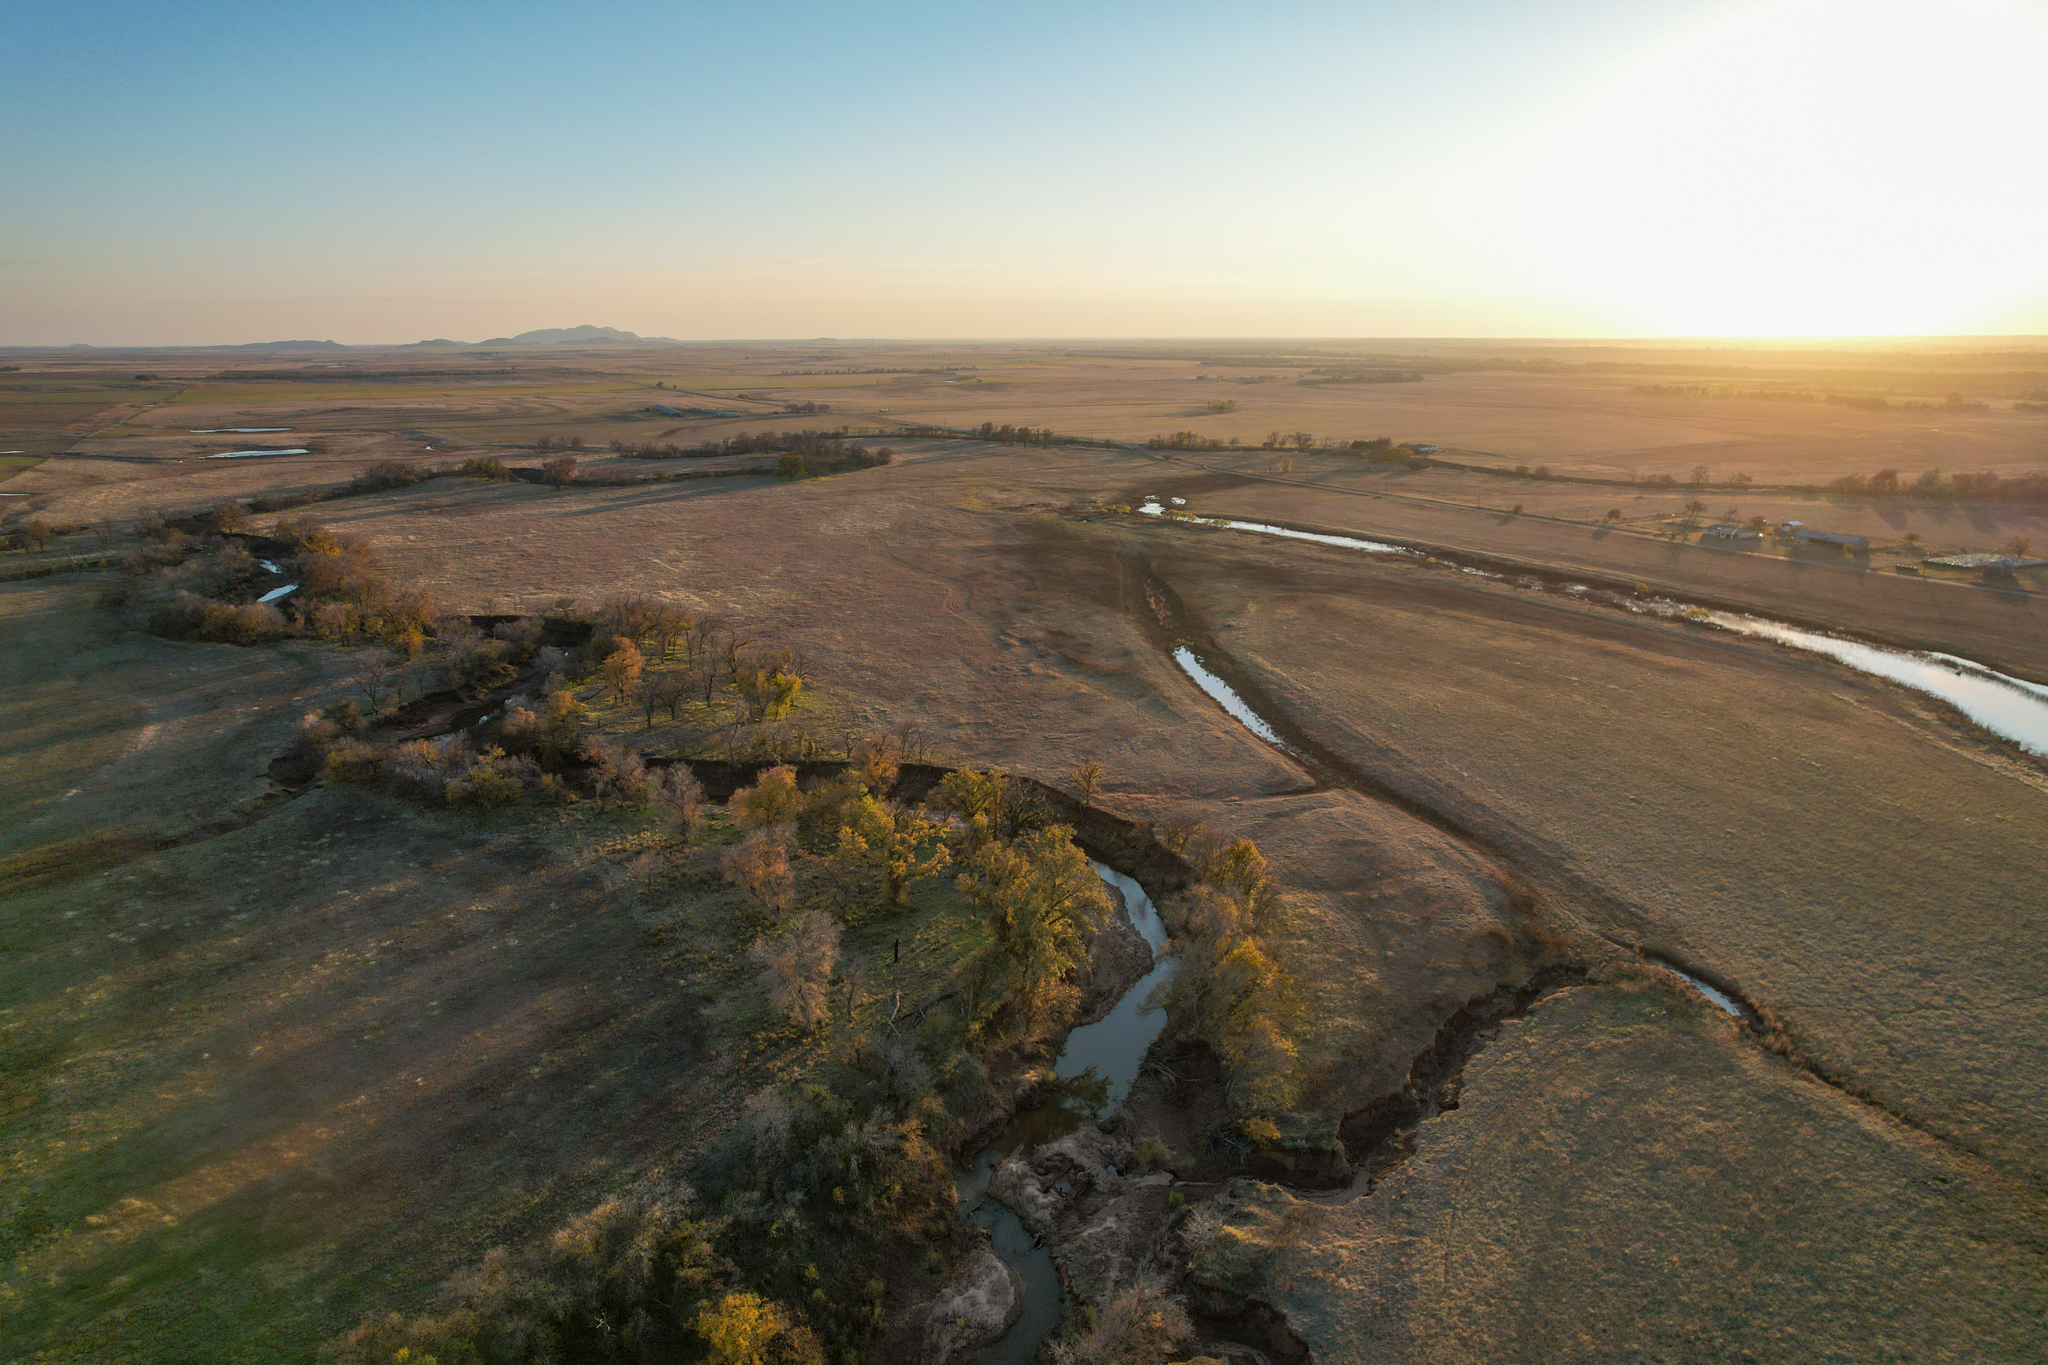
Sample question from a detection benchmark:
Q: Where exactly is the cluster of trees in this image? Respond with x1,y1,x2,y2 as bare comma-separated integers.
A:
969,422,1058,445
348,460,431,492
4,518,67,552
110,512,437,648
573,601,811,740
459,455,512,480
1153,827,1302,1119
329,761,1118,1361
309,660,719,818
1828,467,2048,503
1298,369,1425,386
326,742,1307,1363
773,438,891,480
534,434,587,453
772,366,974,376
1143,431,1232,451
619,429,870,461
1634,383,2011,416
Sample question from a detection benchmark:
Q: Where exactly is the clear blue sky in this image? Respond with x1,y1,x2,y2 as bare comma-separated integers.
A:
5,0,2044,343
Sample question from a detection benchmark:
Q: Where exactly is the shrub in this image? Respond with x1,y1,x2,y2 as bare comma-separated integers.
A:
197,600,287,644
457,455,510,480
542,455,579,486
351,460,428,492
323,738,380,784
445,746,529,808
1135,1136,1189,1173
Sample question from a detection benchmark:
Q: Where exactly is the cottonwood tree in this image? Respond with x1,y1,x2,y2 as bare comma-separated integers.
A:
731,764,803,832
722,829,794,922
750,910,841,1030
601,636,644,703
733,655,803,722
849,733,900,795
956,827,1110,1040
1157,873,1303,1112
930,768,1015,853
693,1292,820,1365
836,796,950,908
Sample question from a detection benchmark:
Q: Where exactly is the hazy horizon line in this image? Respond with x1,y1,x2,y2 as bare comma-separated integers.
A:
8,333,2048,351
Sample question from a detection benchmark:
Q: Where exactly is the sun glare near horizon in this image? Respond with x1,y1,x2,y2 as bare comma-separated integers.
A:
1510,0,2048,337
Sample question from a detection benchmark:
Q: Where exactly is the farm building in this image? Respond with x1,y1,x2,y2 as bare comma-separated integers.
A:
1925,552,2047,581
1701,523,1763,543
1793,528,1869,552
649,404,681,416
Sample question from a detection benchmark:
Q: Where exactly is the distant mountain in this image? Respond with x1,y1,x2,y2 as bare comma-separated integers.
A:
229,339,349,351
470,325,680,347
405,338,467,347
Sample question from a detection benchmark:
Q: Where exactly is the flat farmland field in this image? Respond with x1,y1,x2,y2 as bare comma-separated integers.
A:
2,340,2044,1364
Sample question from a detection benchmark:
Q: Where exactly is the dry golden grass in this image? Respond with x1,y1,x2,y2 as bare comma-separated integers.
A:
1206,981,2048,1365
4,343,2045,1361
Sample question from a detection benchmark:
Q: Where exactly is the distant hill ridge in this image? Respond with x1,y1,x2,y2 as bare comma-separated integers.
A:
463,325,682,347
4,328,680,351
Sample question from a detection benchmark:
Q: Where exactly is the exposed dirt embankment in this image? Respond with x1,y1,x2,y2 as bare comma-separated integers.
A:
1333,965,1588,1195
1076,880,1154,1027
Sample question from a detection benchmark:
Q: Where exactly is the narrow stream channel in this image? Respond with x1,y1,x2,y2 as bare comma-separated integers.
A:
1140,500,2048,757
956,863,1176,1365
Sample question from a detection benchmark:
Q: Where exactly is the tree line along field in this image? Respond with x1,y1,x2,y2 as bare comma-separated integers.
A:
1,342,2044,1363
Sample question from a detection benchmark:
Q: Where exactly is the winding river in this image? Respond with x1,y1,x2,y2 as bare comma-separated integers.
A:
1140,500,2048,757
956,863,1175,1364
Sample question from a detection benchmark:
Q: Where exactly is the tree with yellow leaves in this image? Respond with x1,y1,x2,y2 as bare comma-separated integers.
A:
600,635,644,703
693,1291,821,1365
837,796,951,908
956,827,1110,1040
731,764,803,832
1157,876,1303,1111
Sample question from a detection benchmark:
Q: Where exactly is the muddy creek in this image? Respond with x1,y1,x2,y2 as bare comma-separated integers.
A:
1141,500,2048,757
957,863,1175,1364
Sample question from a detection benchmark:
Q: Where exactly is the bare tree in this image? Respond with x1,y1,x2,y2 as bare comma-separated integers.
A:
1069,760,1106,807
651,605,692,660
646,667,691,722
750,911,841,1030
656,765,707,842
349,650,400,712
